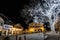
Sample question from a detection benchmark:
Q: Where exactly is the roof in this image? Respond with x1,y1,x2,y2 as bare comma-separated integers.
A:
29,22,43,27
0,17,4,22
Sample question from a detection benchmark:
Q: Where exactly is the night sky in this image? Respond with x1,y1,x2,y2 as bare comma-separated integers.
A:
0,0,45,29
0,0,30,28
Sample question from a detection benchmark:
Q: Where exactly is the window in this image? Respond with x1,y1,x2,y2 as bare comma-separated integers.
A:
8,29,12,35
38,29,42,32
4,31,6,35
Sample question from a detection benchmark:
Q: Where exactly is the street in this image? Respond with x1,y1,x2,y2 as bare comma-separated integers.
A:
45,32,60,40
0,32,60,40
46,34,60,40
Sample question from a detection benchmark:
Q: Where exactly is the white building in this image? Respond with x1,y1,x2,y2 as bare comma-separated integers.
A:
0,17,4,27
0,17,4,36
0,17,4,31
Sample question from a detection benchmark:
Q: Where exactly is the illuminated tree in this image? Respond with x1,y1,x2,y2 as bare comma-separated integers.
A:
20,0,60,24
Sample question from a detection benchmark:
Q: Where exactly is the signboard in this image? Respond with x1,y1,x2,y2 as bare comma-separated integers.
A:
4,24,13,29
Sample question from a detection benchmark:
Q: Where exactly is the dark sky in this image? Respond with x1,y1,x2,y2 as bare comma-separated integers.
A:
0,0,29,22
0,0,29,28
0,0,50,29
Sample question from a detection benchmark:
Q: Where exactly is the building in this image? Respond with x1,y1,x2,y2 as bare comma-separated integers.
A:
0,17,4,27
54,14,60,33
2,24,24,36
0,17,4,36
54,20,60,33
11,24,23,35
28,22,45,33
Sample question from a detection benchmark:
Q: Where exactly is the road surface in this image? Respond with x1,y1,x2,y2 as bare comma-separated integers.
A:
45,32,60,40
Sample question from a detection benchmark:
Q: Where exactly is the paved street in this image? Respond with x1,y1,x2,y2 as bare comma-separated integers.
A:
0,32,60,40
45,34,60,40
0,33,45,40
45,32,60,40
